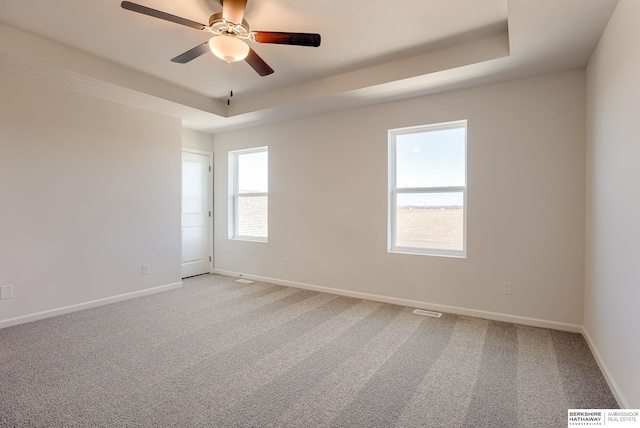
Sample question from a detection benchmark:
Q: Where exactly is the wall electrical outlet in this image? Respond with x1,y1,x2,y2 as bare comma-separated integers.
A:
1,285,13,300
502,281,513,295
142,264,150,275
283,257,289,267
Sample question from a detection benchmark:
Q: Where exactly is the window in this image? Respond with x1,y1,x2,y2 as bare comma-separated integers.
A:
388,121,467,257
229,147,268,242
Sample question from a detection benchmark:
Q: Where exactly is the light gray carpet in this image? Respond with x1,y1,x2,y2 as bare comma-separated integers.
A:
0,274,618,427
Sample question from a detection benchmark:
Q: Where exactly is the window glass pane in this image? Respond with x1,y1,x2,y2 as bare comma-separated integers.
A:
396,127,465,188
237,195,268,238
238,151,268,193
395,192,463,250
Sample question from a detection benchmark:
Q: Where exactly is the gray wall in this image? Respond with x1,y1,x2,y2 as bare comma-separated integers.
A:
0,70,182,325
213,70,586,329
585,0,640,409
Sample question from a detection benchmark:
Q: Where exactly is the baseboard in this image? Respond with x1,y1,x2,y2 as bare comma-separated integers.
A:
0,281,183,330
213,269,582,333
581,326,629,409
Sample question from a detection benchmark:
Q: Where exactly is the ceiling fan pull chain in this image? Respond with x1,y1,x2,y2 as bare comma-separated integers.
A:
227,61,234,106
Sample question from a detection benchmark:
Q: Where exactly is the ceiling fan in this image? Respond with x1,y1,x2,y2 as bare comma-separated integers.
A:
121,0,321,77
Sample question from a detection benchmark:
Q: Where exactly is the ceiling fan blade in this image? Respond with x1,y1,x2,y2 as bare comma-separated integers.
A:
171,42,210,64
221,0,247,25
253,31,321,47
245,48,274,76
121,1,206,30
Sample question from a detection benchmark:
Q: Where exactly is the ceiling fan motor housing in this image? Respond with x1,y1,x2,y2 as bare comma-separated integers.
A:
209,12,250,37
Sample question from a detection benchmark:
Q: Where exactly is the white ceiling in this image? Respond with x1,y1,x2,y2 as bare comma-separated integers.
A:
0,0,618,133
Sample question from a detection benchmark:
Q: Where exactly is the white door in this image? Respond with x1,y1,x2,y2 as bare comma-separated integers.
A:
181,151,212,278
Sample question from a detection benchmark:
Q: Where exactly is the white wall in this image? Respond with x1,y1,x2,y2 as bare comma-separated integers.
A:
0,70,182,326
182,128,214,152
585,0,640,409
213,70,586,329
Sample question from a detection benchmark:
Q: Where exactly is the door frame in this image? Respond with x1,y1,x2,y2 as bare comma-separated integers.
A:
182,148,214,275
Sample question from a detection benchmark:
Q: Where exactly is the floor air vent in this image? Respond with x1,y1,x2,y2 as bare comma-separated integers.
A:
413,309,442,318
236,279,254,284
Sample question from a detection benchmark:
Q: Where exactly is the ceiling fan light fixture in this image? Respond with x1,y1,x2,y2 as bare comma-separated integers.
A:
209,35,249,62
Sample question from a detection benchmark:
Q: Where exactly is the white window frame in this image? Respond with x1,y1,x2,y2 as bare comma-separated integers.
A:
228,146,268,243
388,120,467,258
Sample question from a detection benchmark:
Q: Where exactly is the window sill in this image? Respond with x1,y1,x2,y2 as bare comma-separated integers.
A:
389,248,466,259
231,236,268,243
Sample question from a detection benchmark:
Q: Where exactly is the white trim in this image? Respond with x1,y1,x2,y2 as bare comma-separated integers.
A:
581,326,628,409
212,269,582,333
0,281,183,330
388,120,467,258
228,146,268,241
228,151,236,239
231,146,269,156
181,147,212,157
389,248,467,258
232,235,268,243
388,120,468,135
